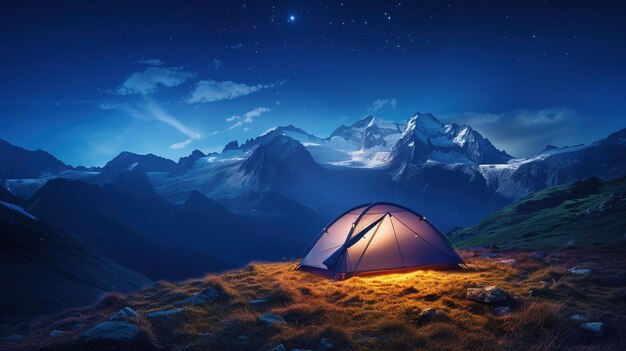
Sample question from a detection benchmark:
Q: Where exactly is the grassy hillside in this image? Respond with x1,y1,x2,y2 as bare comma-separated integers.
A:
5,245,626,350
451,177,626,249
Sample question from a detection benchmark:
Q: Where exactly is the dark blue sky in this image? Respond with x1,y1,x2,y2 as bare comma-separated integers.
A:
1,1,625,166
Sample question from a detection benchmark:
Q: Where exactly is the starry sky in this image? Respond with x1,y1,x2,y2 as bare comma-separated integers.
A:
1,1,625,166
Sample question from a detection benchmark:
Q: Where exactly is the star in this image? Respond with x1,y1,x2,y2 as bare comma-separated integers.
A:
288,15,296,23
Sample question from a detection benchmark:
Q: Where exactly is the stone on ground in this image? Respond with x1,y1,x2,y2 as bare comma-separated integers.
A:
109,307,140,321
81,321,138,342
466,286,507,303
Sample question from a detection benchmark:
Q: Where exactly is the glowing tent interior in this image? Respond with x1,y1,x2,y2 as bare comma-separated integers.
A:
297,202,464,279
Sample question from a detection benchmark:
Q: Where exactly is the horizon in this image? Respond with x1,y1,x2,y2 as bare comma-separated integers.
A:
2,111,623,168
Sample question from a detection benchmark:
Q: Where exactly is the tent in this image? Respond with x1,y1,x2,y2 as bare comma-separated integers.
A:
297,202,464,279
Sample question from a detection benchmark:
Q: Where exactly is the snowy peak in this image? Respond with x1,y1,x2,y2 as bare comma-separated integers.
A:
330,115,404,150
390,113,512,166
443,123,512,164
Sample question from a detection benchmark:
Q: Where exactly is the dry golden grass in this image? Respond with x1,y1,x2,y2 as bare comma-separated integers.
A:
6,244,626,351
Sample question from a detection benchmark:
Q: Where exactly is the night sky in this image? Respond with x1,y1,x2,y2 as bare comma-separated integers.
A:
1,1,625,166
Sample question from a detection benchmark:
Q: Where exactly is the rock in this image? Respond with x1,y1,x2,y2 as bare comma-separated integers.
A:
250,299,269,304
479,253,501,259
81,322,138,342
1,334,23,342
109,307,140,321
271,344,286,351
145,308,185,319
570,314,587,321
174,294,208,306
237,334,249,341
466,286,507,303
201,287,219,299
581,322,605,334
259,312,285,324
419,308,446,321
529,251,548,260
497,259,517,265
320,337,334,350
569,267,591,275
50,329,64,336
494,306,512,316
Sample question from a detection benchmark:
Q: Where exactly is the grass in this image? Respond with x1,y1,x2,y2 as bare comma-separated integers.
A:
4,243,625,350
451,177,626,249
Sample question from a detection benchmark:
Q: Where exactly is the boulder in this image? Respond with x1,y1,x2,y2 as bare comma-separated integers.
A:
419,308,447,321
581,322,605,335
49,329,64,336
466,286,507,303
109,307,140,321
237,335,249,341
570,314,587,321
494,306,512,316
145,308,185,319
569,267,591,275
81,322,138,342
259,312,285,325
271,344,286,351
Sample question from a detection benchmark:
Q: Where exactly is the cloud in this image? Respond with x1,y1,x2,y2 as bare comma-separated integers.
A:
117,67,196,95
187,80,282,103
170,139,193,149
442,108,590,157
212,59,222,69
137,58,164,66
371,98,397,111
100,100,202,149
227,107,270,129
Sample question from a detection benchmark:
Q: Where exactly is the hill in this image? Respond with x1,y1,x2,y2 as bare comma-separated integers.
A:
3,245,625,350
0,195,152,325
450,177,626,249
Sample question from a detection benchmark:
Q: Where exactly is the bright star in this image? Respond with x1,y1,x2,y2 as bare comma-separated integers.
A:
288,15,296,22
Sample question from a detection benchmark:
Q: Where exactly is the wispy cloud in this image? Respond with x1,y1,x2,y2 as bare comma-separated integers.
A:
187,80,282,103
443,108,588,157
370,98,397,111
100,99,202,149
212,59,222,69
117,67,196,95
227,107,270,129
137,58,164,66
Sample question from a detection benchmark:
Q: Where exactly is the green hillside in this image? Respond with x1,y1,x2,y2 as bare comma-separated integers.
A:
451,177,626,249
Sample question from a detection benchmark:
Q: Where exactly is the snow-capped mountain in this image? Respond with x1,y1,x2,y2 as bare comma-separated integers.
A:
95,151,177,183
388,112,511,168
4,112,626,232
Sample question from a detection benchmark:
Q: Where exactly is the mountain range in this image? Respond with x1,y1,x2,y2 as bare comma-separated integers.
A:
1,111,625,323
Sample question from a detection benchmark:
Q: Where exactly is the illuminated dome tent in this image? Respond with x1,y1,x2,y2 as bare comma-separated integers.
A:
298,202,464,279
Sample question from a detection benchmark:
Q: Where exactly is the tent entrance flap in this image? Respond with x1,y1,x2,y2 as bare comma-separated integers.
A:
322,212,388,269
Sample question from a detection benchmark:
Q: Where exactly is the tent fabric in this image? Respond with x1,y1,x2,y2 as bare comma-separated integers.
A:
298,202,464,279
